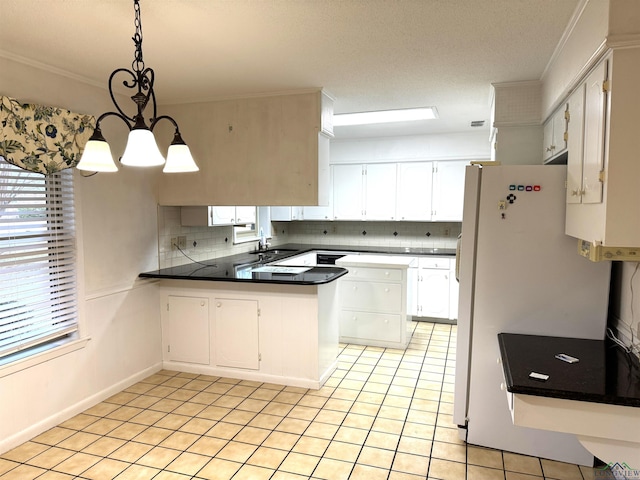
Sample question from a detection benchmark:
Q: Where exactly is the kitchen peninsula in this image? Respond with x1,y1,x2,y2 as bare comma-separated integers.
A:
140,249,348,389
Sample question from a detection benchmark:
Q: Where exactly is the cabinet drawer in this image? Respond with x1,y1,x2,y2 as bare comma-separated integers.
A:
419,257,451,269
340,280,402,312
345,267,402,282
339,311,402,342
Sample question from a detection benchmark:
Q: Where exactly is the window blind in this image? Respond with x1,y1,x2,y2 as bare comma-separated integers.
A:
0,157,78,359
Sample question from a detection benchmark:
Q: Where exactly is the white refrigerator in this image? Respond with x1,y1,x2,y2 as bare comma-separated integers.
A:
453,164,611,465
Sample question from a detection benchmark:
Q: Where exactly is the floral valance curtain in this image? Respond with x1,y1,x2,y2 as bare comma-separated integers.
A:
0,96,95,175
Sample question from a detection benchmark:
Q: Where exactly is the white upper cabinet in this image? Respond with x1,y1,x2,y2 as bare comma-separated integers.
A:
181,206,256,226
432,161,467,221
565,49,640,247
333,164,397,220
542,105,568,163
397,163,433,221
396,161,466,222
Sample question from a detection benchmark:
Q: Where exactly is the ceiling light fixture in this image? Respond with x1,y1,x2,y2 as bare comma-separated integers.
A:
333,107,438,127
76,0,198,173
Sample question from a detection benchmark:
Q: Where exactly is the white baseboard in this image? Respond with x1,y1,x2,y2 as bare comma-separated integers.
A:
161,360,336,391
0,362,162,454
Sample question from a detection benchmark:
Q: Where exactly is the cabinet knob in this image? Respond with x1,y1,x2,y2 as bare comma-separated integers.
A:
353,286,358,291
384,319,389,323
352,316,357,321
384,271,390,276
216,302,222,308
201,301,205,307
384,288,390,292
571,189,579,196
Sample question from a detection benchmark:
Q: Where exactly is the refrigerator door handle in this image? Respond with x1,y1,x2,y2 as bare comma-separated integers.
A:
455,233,462,282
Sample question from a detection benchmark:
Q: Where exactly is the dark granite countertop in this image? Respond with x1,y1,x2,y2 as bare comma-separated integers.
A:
498,333,640,407
139,242,454,285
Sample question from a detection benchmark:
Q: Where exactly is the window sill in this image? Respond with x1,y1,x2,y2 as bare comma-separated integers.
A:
0,336,91,379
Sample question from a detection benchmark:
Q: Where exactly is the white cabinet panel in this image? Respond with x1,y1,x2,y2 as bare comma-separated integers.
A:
215,298,259,370
542,106,568,162
211,207,237,225
340,280,402,313
339,312,402,343
581,59,607,205
419,269,450,318
167,295,210,365
432,161,467,221
566,84,586,205
365,163,397,220
397,162,433,220
235,206,256,224
333,164,364,220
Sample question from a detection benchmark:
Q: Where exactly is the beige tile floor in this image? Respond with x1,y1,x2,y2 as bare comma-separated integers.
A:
0,321,613,480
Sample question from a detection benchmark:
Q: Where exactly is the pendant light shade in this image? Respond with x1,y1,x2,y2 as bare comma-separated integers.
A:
163,131,199,172
120,128,166,167
76,127,118,172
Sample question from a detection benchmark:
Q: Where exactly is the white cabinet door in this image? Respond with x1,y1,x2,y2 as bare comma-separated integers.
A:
566,84,586,205
397,162,433,221
432,161,466,221
235,207,256,224
419,269,450,318
364,163,397,220
215,298,260,370
542,107,568,162
581,59,607,205
167,295,210,365
333,164,364,220
211,207,237,225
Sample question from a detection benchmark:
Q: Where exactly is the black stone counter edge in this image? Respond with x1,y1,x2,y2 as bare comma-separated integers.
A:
139,267,349,286
498,334,640,408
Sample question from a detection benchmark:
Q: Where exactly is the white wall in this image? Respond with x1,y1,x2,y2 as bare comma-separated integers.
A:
0,57,163,452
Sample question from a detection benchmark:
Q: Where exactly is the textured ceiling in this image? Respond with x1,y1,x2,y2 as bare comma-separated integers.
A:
0,0,580,138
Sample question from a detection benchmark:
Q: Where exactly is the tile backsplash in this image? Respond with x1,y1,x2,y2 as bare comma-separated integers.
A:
274,220,460,250
158,206,461,268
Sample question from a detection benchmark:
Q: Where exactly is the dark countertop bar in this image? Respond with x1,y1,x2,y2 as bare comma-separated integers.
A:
498,333,640,407
140,242,454,285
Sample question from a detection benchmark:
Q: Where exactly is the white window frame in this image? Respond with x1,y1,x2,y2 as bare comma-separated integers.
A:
0,158,87,376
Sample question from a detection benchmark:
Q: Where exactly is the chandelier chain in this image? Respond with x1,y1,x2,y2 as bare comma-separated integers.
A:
132,0,145,74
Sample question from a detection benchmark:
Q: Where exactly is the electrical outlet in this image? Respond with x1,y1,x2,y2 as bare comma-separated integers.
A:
170,237,178,250
444,228,450,236
177,236,187,249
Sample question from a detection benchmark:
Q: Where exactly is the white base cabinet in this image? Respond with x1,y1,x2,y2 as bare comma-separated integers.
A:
214,298,259,370
160,280,339,389
408,256,458,321
166,295,210,365
336,255,414,349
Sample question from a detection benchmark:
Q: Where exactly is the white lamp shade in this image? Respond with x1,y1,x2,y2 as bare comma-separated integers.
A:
76,139,118,172
163,144,199,172
120,128,165,167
